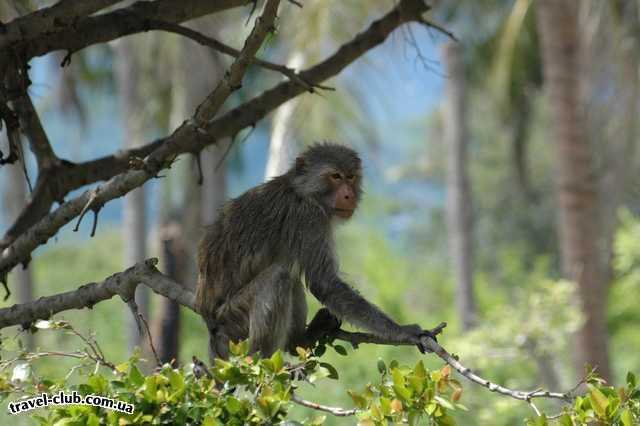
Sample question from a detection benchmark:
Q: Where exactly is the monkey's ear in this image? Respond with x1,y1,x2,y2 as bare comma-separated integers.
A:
295,157,306,174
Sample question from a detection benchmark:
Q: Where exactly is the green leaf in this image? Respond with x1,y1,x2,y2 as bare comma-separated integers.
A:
558,413,572,426
377,359,387,374
588,385,609,418
308,366,331,383
319,362,339,380
168,369,185,391
310,415,326,425
115,362,129,373
414,360,426,378
434,395,454,410
129,365,144,387
348,390,368,409
270,350,284,372
314,344,326,357
626,372,636,388
144,376,157,400
333,345,347,356
621,408,633,426
226,397,243,414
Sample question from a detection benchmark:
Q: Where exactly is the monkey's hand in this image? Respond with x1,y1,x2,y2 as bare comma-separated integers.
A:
401,322,447,354
306,308,342,340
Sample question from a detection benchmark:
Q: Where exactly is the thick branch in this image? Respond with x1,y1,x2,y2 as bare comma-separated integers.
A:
14,0,249,61
0,0,124,50
0,259,195,329
0,0,432,280
5,71,58,171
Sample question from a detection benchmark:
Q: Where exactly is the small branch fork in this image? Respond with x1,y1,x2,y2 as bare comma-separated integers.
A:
0,258,580,418
142,20,333,93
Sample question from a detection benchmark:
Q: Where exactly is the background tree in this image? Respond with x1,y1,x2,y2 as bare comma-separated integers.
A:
536,0,611,380
442,41,476,331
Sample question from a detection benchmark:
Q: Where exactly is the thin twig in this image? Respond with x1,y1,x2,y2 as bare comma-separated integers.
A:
73,188,100,232
333,328,574,403
291,393,358,417
138,313,162,367
145,20,333,93
418,18,458,41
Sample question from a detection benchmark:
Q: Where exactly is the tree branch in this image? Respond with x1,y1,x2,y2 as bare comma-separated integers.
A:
290,394,358,417
11,0,250,61
193,0,281,125
146,20,331,92
0,0,124,50
4,65,58,171
333,329,573,403
0,0,433,282
0,259,195,329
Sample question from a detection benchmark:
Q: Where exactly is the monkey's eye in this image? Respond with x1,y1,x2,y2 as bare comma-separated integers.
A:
330,173,342,180
345,174,355,181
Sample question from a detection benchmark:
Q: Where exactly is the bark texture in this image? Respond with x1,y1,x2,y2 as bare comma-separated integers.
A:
536,0,611,380
442,42,476,331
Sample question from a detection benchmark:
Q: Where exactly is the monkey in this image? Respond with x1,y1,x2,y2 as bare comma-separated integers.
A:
195,142,436,360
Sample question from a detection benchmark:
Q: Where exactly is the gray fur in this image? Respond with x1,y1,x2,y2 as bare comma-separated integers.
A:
196,142,423,359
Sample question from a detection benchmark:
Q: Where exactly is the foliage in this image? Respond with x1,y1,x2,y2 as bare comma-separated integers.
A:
348,361,465,425
526,372,640,426
1,319,639,425
0,321,465,425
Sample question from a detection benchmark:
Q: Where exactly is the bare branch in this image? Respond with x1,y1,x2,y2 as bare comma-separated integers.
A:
13,0,250,61
0,0,433,280
0,0,124,50
193,0,281,125
5,67,58,171
0,259,195,329
0,139,164,251
291,394,358,417
418,17,458,41
146,20,332,92
332,328,574,403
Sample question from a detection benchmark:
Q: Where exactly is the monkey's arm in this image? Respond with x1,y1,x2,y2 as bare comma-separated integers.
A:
308,274,436,353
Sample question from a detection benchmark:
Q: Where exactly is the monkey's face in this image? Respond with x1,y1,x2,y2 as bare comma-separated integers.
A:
326,171,358,219
291,143,363,219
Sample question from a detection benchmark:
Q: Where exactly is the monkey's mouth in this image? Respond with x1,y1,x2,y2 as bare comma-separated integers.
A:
334,208,354,219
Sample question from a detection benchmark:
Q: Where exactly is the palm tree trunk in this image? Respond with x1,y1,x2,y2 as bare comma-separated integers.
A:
536,0,611,380
442,42,476,331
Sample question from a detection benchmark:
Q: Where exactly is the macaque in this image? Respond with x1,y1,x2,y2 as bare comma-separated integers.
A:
196,142,435,359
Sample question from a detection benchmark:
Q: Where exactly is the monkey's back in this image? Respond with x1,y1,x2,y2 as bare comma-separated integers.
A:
195,175,329,321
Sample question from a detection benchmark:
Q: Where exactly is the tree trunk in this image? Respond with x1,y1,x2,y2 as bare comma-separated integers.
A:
536,0,611,380
265,52,305,180
113,38,149,353
1,136,35,350
151,219,187,364
442,42,476,331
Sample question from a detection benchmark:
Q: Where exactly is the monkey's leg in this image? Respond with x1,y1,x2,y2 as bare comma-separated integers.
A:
248,265,296,357
285,279,308,354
